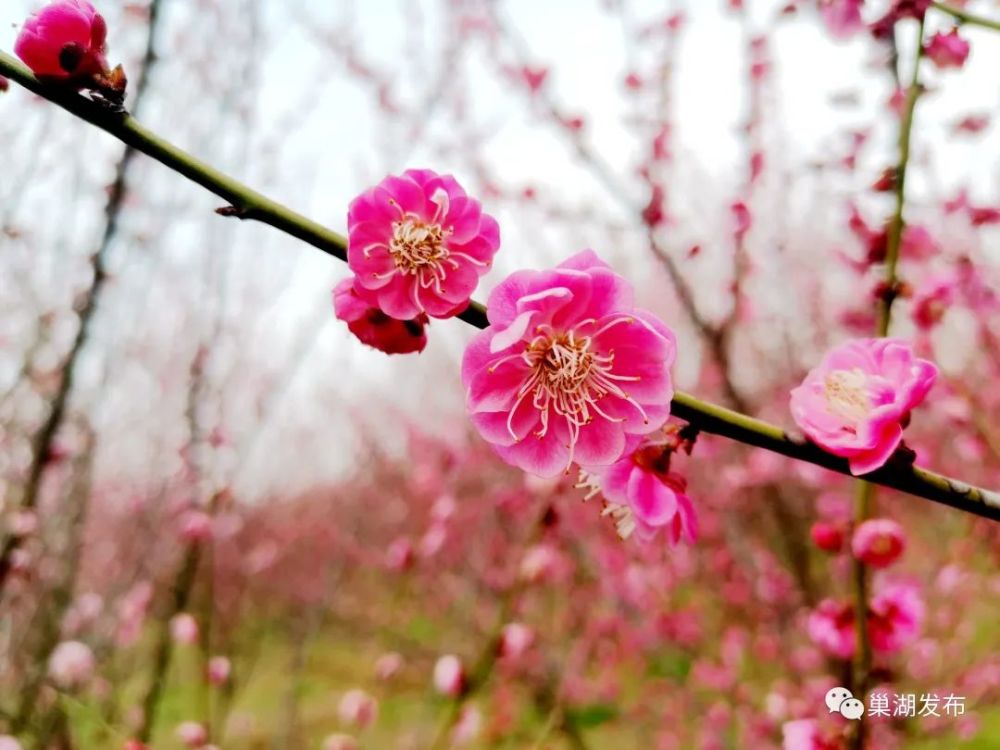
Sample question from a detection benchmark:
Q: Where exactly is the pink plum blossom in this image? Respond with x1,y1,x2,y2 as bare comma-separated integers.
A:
15,1,109,80
207,656,231,686
868,582,923,653
338,688,378,728
462,250,676,476
374,651,403,681
807,599,856,659
332,277,427,355
789,338,937,475
499,622,534,660
175,722,207,748
781,719,838,750
809,521,844,553
587,439,697,544
170,613,199,645
910,272,956,330
851,518,906,568
347,169,500,320
819,0,864,40
433,654,464,697
384,536,415,571
48,640,95,689
925,29,970,70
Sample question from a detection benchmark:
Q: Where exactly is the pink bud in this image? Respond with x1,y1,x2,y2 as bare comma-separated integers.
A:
15,1,110,80
809,521,844,553
499,623,534,660
322,735,358,750
851,518,906,568
385,537,415,572
925,29,970,70
337,689,378,729
48,640,95,689
374,652,404,682
177,510,213,542
170,613,200,645
433,654,464,697
207,656,231,686
175,722,207,748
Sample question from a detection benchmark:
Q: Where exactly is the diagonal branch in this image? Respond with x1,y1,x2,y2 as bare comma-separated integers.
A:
0,51,997,521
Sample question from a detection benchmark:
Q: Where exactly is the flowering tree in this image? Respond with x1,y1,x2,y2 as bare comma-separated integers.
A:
0,1,998,749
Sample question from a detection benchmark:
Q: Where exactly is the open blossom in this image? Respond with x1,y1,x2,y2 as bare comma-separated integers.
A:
819,0,864,39
462,250,676,476
332,277,427,355
925,29,970,70
347,169,500,320
789,338,937,475
587,440,697,544
868,582,923,653
338,689,378,728
15,1,109,80
808,583,923,658
48,640,95,689
852,518,905,568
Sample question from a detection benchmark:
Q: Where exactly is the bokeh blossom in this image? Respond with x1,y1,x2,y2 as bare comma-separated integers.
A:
852,518,906,568
790,338,937,474
332,277,428,355
462,250,676,476
338,688,378,729
347,169,500,320
433,654,464,697
819,0,864,40
48,640,95,689
925,29,970,70
15,1,109,80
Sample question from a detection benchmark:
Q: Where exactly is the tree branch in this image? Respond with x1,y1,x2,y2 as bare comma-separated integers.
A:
931,2,1000,33
1,51,997,521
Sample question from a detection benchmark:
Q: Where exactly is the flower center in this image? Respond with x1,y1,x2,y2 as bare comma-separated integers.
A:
823,368,871,423
389,218,448,274
497,318,648,468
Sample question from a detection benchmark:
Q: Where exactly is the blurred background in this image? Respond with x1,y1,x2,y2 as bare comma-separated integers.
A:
0,0,998,748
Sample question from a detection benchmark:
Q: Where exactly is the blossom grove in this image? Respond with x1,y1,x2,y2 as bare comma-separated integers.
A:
0,1,998,749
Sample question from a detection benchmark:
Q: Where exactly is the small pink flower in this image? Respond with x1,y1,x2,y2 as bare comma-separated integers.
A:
781,719,838,750
789,338,937,475
322,735,358,750
338,689,378,729
819,0,864,40
385,536,415,571
170,613,200,645
332,278,427,355
462,250,676,476
807,599,856,659
175,721,207,748
177,510,213,542
868,582,923,653
452,704,482,746
499,622,534,660
374,651,404,681
910,272,956,330
588,439,697,544
347,169,500,320
207,656,231,686
810,521,844,553
519,543,557,583
48,640,95,689
15,1,109,80
433,654,465,697
925,29,970,70
852,518,906,568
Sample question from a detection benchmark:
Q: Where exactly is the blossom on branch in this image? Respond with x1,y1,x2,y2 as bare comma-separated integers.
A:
332,277,428,355
347,169,500,320
462,250,676,477
790,338,937,475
